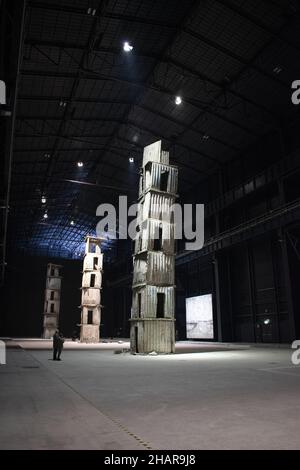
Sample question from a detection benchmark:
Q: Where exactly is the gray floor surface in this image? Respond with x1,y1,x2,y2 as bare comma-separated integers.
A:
0,340,299,450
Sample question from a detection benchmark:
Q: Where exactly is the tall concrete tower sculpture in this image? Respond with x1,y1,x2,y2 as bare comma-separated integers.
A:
43,263,62,339
80,236,103,342
130,140,178,353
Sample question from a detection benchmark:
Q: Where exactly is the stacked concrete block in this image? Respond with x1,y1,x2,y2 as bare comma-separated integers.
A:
42,263,62,339
80,236,103,343
130,140,178,353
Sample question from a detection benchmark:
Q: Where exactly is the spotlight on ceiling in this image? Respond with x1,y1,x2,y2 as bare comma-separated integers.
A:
70,220,75,226
129,157,134,163
77,161,84,168
41,196,47,204
264,319,271,325
175,96,182,105
43,212,48,219
123,41,133,52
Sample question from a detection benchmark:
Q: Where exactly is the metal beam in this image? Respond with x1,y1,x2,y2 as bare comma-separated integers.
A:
215,0,300,56
182,26,287,89
13,132,211,181
0,0,26,285
21,39,278,123
18,94,132,105
15,116,220,168
176,198,300,265
16,98,240,152
27,1,178,28
22,0,112,247
39,1,199,249
17,92,258,138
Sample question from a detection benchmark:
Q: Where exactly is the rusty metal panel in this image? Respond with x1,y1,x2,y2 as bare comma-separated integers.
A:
147,252,175,285
133,253,175,286
142,140,163,167
130,318,175,353
132,257,147,285
150,163,178,195
132,285,175,319
135,219,175,254
131,141,177,353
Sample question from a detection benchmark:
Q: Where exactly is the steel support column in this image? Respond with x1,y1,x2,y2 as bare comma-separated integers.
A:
280,228,296,340
247,242,258,342
213,256,223,341
0,0,26,285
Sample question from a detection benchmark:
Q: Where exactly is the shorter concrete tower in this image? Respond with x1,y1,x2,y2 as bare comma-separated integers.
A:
80,236,103,342
43,263,62,339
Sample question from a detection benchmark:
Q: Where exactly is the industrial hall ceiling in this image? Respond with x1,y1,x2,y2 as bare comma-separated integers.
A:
8,0,300,258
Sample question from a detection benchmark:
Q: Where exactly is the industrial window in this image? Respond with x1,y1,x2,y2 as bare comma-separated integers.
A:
90,274,96,287
50,303,54,313
156,293,165,318
93,257,98,269
153,225,163,251
138,293,142,317
87,310,93,324
160,170,169,191
50,291,54,300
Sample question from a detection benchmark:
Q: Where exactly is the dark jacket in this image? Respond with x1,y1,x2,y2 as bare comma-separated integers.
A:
53,332,60,348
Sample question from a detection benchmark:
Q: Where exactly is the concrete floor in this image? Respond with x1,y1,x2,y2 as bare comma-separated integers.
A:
0,339,299,450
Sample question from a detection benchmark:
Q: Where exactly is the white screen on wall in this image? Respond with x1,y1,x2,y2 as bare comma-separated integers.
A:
186,294,214,339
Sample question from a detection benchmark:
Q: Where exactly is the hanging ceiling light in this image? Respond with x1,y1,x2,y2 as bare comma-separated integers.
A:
77,161,83,168
41,196,47,204
129,157,134,163
175,96,182,105
43,212,48,219
70,220,75,226
123,41,133,52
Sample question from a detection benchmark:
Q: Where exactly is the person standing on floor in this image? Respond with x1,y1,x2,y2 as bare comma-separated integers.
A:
53,330,60,361
57,331,65,361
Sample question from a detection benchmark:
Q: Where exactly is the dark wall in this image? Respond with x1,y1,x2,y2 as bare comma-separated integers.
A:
102,284,132,338
176,230,298,344
0,252,81,337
